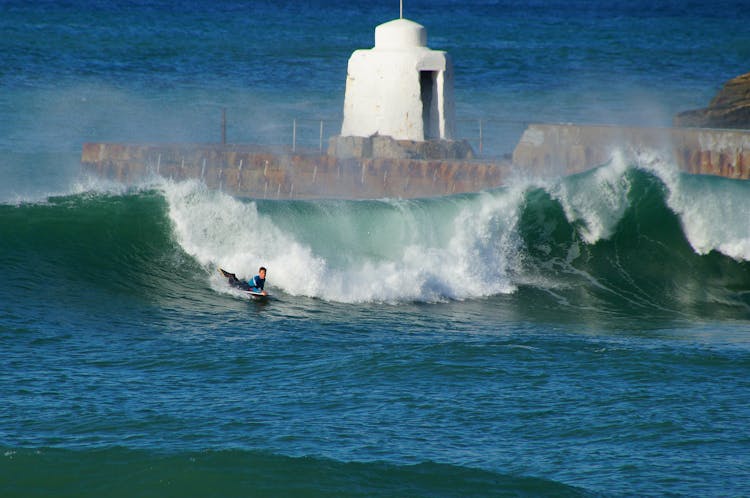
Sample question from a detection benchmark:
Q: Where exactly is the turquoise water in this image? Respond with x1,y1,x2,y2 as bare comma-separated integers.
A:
2,1,750,496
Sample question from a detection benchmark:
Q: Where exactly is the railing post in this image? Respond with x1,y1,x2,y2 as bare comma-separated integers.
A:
292,118,297,152
222,108,227,145
478,119,483,155
319,120,324,153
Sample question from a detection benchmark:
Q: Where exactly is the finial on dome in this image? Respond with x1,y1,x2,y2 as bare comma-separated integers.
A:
400,0,403,19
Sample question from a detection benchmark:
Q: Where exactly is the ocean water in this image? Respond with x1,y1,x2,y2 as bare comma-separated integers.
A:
2,1,750,496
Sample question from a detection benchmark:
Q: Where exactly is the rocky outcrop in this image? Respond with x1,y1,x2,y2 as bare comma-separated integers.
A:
674,72,750,129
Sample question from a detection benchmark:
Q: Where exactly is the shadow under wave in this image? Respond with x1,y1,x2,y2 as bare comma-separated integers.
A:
1,446,593,498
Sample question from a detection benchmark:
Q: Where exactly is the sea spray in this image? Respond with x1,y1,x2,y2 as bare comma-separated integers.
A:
446,189,524,297
548,150,632,245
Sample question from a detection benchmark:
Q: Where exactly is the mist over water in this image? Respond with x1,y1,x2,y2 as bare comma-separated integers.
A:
2,0,749,162
3,1,750,496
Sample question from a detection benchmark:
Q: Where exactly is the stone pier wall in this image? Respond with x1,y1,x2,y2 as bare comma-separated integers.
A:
81,142,512,199
81,125,750,201
512,124,750,179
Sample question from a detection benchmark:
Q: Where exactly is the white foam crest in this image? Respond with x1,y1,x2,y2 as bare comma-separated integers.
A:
633,149,750,261
447,189,524,296
322,190,523,303
163,180,327,297
162,181,526,303
0,170,173,206
549,150,632,244
71,173,136,197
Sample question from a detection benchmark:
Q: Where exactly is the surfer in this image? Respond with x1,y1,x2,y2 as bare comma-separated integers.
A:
248,267,267,296
219,267,267,296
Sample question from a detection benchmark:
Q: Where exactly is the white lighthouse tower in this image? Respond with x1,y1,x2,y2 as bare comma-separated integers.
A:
340,17,455,142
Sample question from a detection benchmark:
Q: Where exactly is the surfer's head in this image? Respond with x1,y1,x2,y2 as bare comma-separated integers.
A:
259,267,267,278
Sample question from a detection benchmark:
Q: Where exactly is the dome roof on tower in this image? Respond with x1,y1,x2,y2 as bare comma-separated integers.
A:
374,18,427,49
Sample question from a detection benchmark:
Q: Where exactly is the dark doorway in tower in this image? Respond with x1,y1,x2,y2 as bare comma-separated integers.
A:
420,71,437,139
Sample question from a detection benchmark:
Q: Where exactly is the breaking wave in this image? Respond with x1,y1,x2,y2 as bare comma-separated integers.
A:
2,151,749,314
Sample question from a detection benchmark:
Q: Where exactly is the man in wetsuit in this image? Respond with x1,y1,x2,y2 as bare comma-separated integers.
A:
248,267,267,295
220,266,267,295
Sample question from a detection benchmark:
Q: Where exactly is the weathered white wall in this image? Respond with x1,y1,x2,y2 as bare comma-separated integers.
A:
340,18,454,141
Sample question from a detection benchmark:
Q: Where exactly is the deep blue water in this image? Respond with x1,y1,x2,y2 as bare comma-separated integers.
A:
2,1,750,496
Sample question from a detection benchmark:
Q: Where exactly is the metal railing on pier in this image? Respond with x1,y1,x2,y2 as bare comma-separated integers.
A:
219,110,530,159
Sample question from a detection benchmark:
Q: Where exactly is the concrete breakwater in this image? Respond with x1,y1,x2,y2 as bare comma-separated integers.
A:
81,142,513,199
512,124,750,179
81,125,750,200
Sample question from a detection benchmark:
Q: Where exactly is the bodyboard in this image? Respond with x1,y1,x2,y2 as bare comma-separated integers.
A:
219,268,270,300
245,290,269,300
